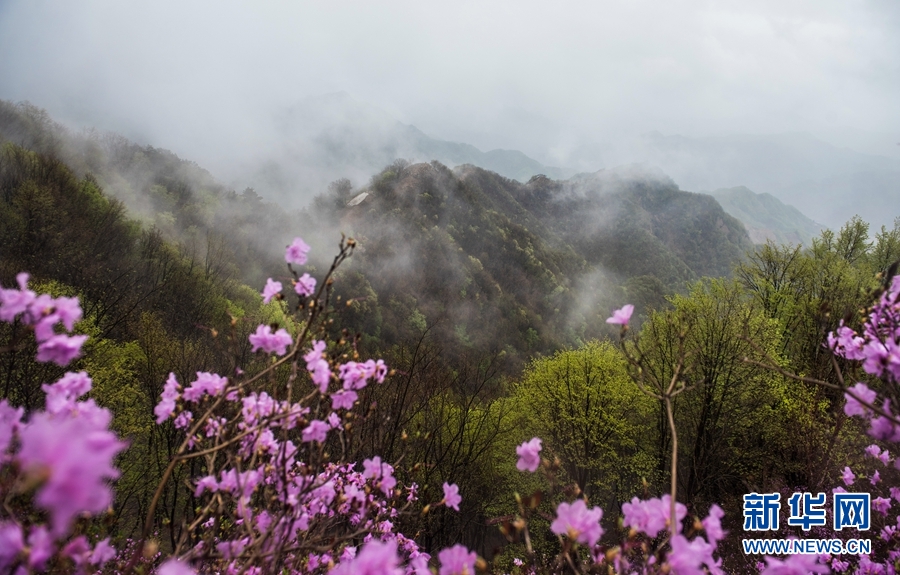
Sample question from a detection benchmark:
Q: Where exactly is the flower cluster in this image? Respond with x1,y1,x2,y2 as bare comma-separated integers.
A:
821,272,900,573
0,273,87,365
0,282,127,572
508,433,735,574
136,237,478,574
827,273,900,464
828,274,900,387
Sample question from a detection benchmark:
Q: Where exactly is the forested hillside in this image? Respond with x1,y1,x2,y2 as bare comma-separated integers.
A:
0,101,756,371
712,186,825,245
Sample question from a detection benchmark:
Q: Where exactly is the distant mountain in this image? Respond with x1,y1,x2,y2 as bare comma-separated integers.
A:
710,186,824,246
306,160,753,370
563,131,900,230
241,92,572,205
0,100,757,371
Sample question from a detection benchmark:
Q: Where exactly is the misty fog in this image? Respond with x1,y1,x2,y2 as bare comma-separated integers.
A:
0,0,898,229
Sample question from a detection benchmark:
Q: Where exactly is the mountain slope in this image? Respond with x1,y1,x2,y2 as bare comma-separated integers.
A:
0,100,755,373
711,186,824,245
564,131,900,229
305,161,753,369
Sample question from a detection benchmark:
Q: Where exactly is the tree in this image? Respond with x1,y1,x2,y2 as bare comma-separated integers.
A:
635,279,802,507
510,341,655,509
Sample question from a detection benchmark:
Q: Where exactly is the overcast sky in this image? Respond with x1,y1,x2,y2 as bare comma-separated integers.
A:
1,0,898,168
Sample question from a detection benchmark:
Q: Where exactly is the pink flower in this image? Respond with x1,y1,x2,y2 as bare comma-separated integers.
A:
759,553,828,574
842,466,855,486
828,324,865,360
868,403,900,441
302,419,329,443
331,390,358,410
295,273,317,296
551,499,604,547
666,535,716,575
182,372,228,402
91,538,116,566
516,437,542,472
286,237,311,266
194,475,219,497
339,361,370,390
702,504,726,545
48,296,82,332
304,340,326,364
35,334,88,366
17,411,127,536
155,372,181,424
158,559,198,575
261,278,282,304
0,273,36,322
27,526,52,570
309,359,331,392
844,382,877,417
443,482,462,511
327,412,342,429
606,304,634,326
0,401,23,459
305,341,331,392
42,371,92,414
622,495,687,536
362,456,396,496
438,544,477,575
332,539,402,575
249,324,293,355
871,470,882,485
0,522,24,571
174,410,193,429
62,535,90,565
873,496,892,515
375,359,388,382
380,465,397,496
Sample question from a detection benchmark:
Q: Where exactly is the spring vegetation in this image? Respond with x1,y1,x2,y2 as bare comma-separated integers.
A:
2,100,900,572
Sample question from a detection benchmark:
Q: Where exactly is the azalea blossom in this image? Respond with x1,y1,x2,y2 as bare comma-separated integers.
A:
17,411,126,536
261,278,282,304
295,273,317,296
842,466,855,486
438,544,477,575
516,437,542,472
302,420,330,443
606,304,634,326
285,237,311,265
443,482,462,511
35,333,88,366
153,373,181,425
249,324,293,355
550,499,604,547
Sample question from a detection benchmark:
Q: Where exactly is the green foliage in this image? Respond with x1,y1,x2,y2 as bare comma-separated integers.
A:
637,279,799,505
511,341,656,506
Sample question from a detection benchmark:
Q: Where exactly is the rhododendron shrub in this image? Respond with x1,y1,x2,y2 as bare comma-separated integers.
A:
492,432,735,574
818,271,900,573
0,238,437,573
127,237,446,573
